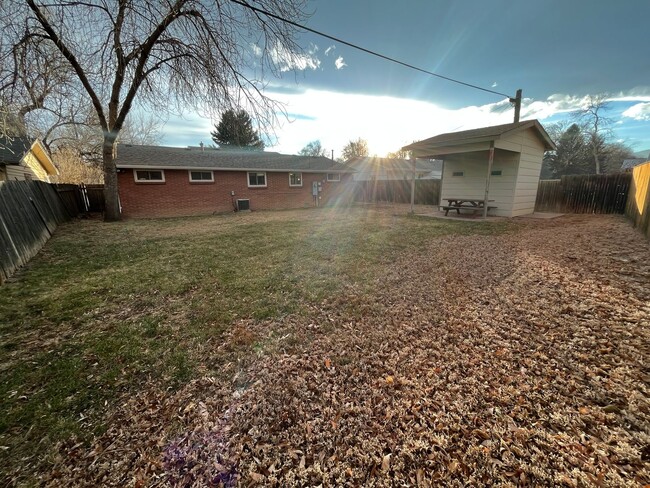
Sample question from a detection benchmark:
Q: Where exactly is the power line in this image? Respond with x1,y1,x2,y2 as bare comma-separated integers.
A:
230,0,512,99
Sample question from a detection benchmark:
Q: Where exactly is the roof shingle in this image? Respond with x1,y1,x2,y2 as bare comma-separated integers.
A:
403,119,555,152
0,136,32,165
115,145,354,172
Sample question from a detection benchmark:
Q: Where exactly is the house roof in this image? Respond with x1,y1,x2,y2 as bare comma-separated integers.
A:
0,135,32,165
346,157,442,173
402,119,556,154
115,145,354,173
0,135,57,175
621,158,648,170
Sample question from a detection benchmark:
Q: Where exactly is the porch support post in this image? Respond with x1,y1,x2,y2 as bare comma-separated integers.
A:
483,141,495,219
409,157,416,214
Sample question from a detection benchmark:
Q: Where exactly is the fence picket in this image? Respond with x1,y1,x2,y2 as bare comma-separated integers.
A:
353,179,441,206
535,173,631,214
0,181,77,283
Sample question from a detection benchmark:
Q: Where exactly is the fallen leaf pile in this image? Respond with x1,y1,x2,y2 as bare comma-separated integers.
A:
45,213,649,486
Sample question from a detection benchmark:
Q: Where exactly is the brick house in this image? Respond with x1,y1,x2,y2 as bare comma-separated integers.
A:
115,144,355,218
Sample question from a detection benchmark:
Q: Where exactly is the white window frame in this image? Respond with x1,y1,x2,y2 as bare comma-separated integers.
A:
134,169,165,183
289,172,303,187
326,173,341,182
188,170,214,182
247,171,267,188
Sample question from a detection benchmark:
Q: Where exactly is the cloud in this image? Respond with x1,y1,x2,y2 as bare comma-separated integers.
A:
159,87,650,156
622,102,650,121
520,93,607,120
334,56,347,70
251,43,263,57
324,45,336,56
270,42,320,72
264,89,522,157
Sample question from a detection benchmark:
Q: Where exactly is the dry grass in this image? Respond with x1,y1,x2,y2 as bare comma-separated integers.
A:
1,207,648,487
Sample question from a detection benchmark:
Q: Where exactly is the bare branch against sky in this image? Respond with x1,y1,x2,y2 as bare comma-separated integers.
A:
0,0,309,220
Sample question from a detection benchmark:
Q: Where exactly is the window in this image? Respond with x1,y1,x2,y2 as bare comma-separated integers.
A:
326,173,341,182
289,172,303,187
452,171,464,177
134,169,165,182
491,170,502,176
189,170,214,182
248,172,267,187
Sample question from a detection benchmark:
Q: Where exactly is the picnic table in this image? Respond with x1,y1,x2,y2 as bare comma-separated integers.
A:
441,198,496,216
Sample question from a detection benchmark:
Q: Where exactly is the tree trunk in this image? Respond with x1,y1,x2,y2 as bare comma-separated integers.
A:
102,134,121,221
593,147,600,175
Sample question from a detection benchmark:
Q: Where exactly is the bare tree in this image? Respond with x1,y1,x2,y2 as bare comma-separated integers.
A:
118,113,163,146
1,0,308,220
574,94,612,175
0,37,89,147
298,140,327,157
341,138,369,161
386,148,411,159
50,147,104,185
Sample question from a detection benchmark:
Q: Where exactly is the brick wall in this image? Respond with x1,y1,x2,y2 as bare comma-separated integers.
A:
117,168,354,218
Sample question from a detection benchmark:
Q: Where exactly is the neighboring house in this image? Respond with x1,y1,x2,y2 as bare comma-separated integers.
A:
0,136,58,182
346,157,442,181
115,144,355,218
621,158,648,172
403,120,556,217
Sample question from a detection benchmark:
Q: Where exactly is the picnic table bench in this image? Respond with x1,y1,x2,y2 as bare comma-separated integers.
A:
441,198,497,216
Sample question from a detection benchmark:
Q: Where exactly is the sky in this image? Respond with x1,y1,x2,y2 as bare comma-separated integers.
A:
159,0,650,159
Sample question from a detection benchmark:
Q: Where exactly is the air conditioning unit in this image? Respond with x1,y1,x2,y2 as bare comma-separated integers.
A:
237,199,250,211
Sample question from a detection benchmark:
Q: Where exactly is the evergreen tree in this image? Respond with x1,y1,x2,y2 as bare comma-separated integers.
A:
541,122,634,178
542,124,589,178
211,109,264,150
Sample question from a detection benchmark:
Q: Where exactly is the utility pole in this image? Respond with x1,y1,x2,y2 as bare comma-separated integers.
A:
511,89,522,123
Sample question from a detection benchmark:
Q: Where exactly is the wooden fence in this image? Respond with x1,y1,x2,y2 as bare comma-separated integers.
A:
0,181,71,283
84,184,105,212
625,162,650,239
534,173,631,214
55,184,84,217
353,179,441,206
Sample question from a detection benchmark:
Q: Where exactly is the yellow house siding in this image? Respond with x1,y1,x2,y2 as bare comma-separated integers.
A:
22,151,51,181
5,164,35,181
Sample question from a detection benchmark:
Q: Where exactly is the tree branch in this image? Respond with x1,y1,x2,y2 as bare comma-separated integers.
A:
25,0,108,131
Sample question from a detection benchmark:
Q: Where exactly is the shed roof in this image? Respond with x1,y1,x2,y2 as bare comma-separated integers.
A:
403,119,556,154
115,145,354,173
0,135,32,165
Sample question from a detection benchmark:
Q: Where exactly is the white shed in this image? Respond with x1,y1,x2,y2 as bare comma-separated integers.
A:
403,120,556,217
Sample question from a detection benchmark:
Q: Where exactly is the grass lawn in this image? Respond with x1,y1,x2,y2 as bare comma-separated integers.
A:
0,206,512,485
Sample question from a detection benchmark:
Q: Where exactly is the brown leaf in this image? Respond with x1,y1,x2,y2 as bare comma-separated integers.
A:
416,468,425,486
250,472,265,482
381,454,391,472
